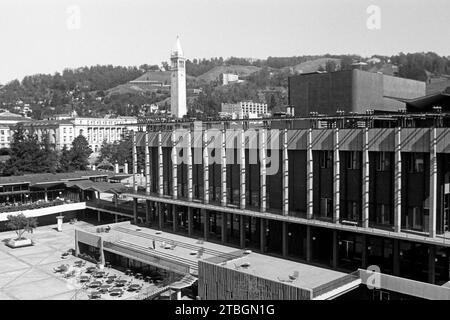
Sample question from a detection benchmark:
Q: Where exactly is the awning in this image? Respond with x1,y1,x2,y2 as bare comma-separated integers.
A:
65,181,129,194
169,274,198,290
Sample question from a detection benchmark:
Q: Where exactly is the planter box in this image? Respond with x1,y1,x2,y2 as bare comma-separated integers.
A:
6,238,33,248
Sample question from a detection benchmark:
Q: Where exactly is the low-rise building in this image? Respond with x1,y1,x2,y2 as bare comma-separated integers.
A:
221,101,268,119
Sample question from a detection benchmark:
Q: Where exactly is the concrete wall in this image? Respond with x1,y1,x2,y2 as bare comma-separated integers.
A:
198,260,312,300
288,70,426,115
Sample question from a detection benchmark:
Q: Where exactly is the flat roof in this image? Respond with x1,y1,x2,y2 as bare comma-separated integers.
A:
205,251,347,291
78,222,348,291
77,222,247,274
0,170,112,186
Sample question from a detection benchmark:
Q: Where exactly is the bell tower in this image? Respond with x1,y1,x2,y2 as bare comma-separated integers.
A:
170,36,187,118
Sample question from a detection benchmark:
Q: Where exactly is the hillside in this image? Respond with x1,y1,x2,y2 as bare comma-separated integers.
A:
290,58,341,73
196,65,261,82
106,70,197,96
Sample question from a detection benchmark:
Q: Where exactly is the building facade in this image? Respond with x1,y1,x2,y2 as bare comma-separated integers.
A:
19,116,138,152
221,101,269,119
121,114,450,290
0,110,32,148
170,36,187,118
288,69,426,116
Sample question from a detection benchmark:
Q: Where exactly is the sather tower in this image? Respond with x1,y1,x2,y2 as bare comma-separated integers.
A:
170,36,187,118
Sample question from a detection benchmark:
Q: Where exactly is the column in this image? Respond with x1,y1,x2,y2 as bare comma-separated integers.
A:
203,131,210,204
361,235,368,269
394,127,402,233
97,211,101,222
172,132,178,199
133,198,138,224
145,132,151,194
306,128,313,219
75,230,80,256
306,225,311,262
145,200,151,225
158,131,164,196
362,127,370,228
221,128,227,206
429,127,437,238
221,213,227,244
282,129,289,215
333,128,340,224
158,203,163,230
260,218,266,253
187,130,193,201
203,209,209,240
428,245,436,284
44,188,48,202
188,207,194,237
260,129,267,212
115,214,118,223
240,215,245,248
393,239,400,276
132,131,138,193
332,230,338,268
172,205,178,233
99,238,105,266
240,129,246,209
282,221,288,257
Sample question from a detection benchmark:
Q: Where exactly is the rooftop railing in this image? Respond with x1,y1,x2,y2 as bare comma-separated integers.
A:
311,270,360,298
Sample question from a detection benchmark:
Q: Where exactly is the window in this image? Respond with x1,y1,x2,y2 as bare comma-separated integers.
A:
347,151,360,170
376,204,391,225
0,130,4,135
320,151,332,168
410,206,423,230
376,152,391,171
347,201,358,221
320,198,332,218
63,128,66,134
407,153,424,173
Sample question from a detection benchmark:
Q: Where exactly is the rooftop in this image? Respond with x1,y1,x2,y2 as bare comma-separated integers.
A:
204,250,347,291
0,171,111,186
78,222,348,291
77,222,242,276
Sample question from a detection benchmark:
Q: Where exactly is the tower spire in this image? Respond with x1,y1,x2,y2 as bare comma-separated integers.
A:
172,35,184,57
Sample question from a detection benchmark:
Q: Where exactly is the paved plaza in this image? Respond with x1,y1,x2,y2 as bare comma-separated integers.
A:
0,221,162,300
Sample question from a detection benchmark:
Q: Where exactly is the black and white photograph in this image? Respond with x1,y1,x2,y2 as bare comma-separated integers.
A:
0,0,449,309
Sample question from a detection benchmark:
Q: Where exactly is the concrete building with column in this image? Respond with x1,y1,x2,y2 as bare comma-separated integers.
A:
17,116,138,152
119,112,450,297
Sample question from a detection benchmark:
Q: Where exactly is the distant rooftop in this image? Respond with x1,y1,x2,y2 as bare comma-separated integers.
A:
0,170,112,186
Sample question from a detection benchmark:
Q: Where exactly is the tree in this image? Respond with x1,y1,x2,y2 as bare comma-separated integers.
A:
70,135,92,170
6,214,38,240
325,60,338,72
59,145,72,172
5,125,49,175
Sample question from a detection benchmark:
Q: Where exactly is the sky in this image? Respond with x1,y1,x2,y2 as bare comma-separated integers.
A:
0,0,449,84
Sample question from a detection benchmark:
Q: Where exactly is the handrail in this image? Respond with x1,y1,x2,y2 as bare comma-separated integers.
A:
312,270,360,298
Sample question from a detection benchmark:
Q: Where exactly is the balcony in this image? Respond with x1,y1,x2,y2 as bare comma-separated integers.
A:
0,200,85,222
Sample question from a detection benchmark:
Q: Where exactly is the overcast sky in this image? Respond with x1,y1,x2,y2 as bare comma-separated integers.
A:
0,0,449,84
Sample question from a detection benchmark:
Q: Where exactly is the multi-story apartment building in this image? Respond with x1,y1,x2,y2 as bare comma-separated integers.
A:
221,101,269,119
18,116,138,152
